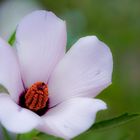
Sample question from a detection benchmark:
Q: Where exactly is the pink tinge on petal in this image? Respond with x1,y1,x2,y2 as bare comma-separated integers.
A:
16,10,67,88
37,97,107,139
0,37,24,102
0,94,41,133
48,36,113,107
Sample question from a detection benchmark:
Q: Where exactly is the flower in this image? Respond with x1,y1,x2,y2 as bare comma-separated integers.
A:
0,10,113,139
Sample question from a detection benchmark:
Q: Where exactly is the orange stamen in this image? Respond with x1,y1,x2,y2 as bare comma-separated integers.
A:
25,82,48,111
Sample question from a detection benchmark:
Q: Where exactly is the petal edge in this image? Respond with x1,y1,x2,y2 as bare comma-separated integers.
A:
37,97,107,139
48,36,113,106
16,10,67,87
0,94,41,133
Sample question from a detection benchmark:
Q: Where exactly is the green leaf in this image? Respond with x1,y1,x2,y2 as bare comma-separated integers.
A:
17,129,40,140
35,133,61,140
87,113,140,132
8,31,16,46
17,130,61,140
0,84,9,94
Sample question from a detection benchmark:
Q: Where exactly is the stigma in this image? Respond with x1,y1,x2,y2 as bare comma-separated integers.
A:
25,82,49,111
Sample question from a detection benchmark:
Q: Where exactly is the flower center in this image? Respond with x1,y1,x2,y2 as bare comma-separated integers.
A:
19,82,49,116
25,82,49,111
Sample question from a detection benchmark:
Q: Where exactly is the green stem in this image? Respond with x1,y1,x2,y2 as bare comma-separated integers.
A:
2,127,11,140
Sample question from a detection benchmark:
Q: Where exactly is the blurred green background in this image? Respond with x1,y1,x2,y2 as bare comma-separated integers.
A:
0,0,140,140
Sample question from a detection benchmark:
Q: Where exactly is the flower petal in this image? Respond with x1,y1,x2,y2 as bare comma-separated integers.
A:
37,97,107,139
48,36,113,106
0,37,24,101
0,94,41,133
16,10,67,87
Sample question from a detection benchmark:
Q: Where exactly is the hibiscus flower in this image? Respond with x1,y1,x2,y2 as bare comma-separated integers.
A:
0,10,113,139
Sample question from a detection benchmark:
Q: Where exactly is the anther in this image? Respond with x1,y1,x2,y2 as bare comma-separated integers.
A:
25,82,48,111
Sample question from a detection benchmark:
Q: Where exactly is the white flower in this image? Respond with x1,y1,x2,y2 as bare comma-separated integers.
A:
0,10,113,139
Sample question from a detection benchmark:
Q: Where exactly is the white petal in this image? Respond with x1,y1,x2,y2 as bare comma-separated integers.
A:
0,94,41,133
48,36,113,106
16,10,67,87
37,97,107,139
0,37,24,101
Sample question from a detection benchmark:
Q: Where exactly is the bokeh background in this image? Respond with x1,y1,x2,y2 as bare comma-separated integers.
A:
0,0,140,140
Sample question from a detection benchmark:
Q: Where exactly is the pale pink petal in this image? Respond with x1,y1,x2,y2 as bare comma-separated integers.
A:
16,10,67,87
0,37,24,102
37,97,107,139
48,36,113,106
0,94,41,133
